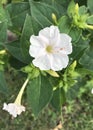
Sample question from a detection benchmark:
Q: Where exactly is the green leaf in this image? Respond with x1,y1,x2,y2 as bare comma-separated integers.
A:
53,2,66,17
0,22,7,42
41,0,52,5
69,27,82,42
20,14,41,61
87,15,93,24
9,56,27,69
66,79,81,101
27,75,53,116
0,71,8,94
79,6,88,15
0,5,8,23
67,0,75,17
4,41,31,63
51,88,66,111
41,0,66,17
58,16,81,42
29,0,58,27
58,16,71,34
6,2,30,28
54,0,70,9
77,68,93,77
87,0,93,14
0,5,11,26
66,71,91,101
79,46,93,71
70,38,89,61
0,5,11,43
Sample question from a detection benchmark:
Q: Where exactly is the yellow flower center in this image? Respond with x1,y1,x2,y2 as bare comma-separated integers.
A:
46,45,53,53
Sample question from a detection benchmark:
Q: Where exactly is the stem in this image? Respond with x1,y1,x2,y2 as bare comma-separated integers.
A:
59,88,64,127
14,77,29,105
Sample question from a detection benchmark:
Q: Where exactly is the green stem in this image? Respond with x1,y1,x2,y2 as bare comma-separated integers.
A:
59,88,64,127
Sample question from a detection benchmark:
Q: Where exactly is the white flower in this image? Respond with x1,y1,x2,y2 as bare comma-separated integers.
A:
3,78,29,118
91,89,93,94
3,103,25,118
29,25,72,71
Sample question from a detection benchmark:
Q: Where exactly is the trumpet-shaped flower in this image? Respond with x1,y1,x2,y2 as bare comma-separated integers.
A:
3,103,25,118
29,25,72,71
3,78,29,118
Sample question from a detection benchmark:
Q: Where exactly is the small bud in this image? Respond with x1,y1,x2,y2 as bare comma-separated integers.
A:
86,24,93,30
52,13,58,24
0,50,6,55
69,60,77,72
72,60,77,68
46,70,59,77
75,3,79,15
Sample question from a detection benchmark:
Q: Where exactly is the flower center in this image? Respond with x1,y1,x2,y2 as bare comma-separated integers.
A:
46,45,53,53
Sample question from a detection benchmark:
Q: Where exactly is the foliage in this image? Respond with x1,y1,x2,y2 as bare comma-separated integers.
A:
0,0,93,128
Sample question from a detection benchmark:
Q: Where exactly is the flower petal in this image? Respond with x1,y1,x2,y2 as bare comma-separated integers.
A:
39,26,59,38
30,35,47,47
32,54,51,70
57,34,72,54
29,45,45,58
3,103,8,110
50,53,69,71
39,25,60,45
